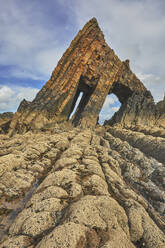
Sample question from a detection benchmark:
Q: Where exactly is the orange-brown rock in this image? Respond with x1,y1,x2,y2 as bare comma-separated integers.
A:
9,18,148,134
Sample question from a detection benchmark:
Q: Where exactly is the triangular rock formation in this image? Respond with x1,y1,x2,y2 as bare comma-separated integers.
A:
9,18,148,134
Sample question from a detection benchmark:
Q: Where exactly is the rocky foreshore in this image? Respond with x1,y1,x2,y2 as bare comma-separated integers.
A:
0,124,164,248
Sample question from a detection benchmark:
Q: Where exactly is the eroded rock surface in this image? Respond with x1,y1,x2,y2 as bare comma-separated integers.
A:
0,125,164,248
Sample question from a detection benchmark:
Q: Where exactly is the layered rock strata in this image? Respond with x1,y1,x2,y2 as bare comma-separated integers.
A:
0,125,165,247
9,18,147,134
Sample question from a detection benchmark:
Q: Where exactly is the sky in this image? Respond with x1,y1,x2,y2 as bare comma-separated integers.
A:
0,0,164,123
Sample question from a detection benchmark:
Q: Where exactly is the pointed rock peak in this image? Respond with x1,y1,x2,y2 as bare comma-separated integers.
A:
82,17,99,28
78,17,102,37
87,17,99,25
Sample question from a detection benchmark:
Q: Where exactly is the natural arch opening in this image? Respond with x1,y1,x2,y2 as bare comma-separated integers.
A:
68,76,97,124
69,92,83,120
99,94,121,125
111,82,133,104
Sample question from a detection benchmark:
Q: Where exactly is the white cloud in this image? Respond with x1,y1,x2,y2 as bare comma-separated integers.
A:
102,95,118,109
138,73,165,102
99,94,121,124
0,86,14,102
111,106,120,112
0,0,74,80
0,85,39,113
99,105,120,124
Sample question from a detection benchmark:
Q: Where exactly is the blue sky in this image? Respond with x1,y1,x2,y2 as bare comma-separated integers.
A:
0,0,165,123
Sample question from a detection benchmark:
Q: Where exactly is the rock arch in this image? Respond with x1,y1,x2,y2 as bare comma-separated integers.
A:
9,18,149,134
99,94,121,125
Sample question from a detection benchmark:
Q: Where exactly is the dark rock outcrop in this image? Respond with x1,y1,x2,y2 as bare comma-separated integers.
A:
156,95,165,127
9,18,147,134
105,92,165,129
0,112,13,134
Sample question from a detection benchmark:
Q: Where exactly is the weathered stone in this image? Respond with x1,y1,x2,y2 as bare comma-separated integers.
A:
0,235,33,248
0,127,165,248
82,174,109,195
36,222,87,248
65,195,129,234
